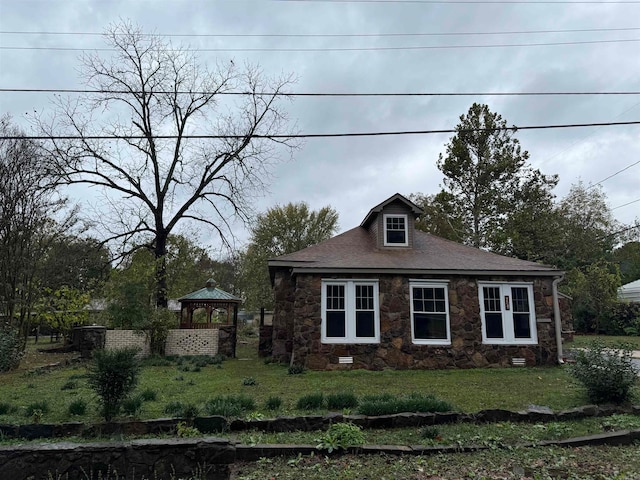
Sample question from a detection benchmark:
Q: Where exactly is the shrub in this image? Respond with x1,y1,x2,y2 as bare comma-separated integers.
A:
0,326,23,372
287,364,306,375
296,393,325,411
570,340,638,404
176,421,201,438
316,422,365,453
204,395,256,417
24,400,49,418
139,388,158,402
265,396,283,411
242,376,258,386
0,402,17,415
121,395,144,417
60,380,78,391
420,426,440,440
326,392,359,410
68,398,88,416
87,347,141,421
357,392,452,416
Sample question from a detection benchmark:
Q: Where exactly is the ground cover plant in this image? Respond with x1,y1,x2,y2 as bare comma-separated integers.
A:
571,334,640,350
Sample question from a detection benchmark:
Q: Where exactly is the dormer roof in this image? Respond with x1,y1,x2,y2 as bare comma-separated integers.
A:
360,193,423,228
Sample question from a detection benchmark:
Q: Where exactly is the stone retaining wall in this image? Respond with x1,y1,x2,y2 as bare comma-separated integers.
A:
0,437,233,480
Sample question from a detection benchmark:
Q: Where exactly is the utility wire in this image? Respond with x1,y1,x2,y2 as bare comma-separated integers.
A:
3,120,639,141
589,160,640,189
612,198,640,210
2,26,638,38
1,88,639,97
1,38,638,52
268,0,640,3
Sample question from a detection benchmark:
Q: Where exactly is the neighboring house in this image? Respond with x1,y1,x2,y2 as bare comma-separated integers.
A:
618,279,640,302
268,193,566,370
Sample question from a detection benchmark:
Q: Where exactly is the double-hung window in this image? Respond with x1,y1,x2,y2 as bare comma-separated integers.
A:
322,280,379,343
410,281,451,345
383,214,408,246
478,282,537,345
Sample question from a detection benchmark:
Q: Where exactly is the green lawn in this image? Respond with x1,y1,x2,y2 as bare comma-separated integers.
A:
570,334,640,350
0,336,624,426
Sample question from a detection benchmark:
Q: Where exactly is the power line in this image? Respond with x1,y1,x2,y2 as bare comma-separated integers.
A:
1,38,638,53
1,88,639,97
2,26,639,38
612,197,640,210
3,120,639,141
589,160,640,189
269,0,640,3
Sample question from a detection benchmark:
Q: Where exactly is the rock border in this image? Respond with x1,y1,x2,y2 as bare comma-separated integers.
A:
1,404,639,440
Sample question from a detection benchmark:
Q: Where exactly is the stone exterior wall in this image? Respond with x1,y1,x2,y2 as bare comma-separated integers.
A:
258,325,274,357
272,272,559,370
165,329,218,356
217,325,236,358
71,326,106,358
105,329,150,357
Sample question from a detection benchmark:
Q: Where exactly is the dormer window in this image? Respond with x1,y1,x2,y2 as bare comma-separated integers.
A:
383,214,408,246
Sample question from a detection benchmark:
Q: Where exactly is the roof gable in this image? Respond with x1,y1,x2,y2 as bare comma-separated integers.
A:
360,193,423,228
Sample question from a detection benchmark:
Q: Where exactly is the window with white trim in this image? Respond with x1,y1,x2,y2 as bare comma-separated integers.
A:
383,214,408,246
410,281,451,345
322,280,380,343
478,282,538,344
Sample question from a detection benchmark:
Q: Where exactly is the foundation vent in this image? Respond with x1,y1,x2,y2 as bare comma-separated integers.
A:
338,356,353,364
511,357,526,367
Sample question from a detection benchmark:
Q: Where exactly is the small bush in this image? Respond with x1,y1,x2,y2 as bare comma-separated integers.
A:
357,392,452,416
176,421,201,438
0,327,23,372
316,422,365,453
288,364,306,375
68,398,88,416
326,392,359,410
420,426,440,440
24,400,49,418
242,376,258,386
121,395,144,417
139,388,157,402
570,340,638,404
0,402,17,415
87,347,141,421
204,395,256,417
296,393,325,411
60,380,78,391
163,401,200,418
265,396,283,411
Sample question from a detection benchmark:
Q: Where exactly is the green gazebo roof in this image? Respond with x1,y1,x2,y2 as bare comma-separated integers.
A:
178,278,242,303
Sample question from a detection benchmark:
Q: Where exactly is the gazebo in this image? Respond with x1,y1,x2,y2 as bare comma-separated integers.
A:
178,278,242,329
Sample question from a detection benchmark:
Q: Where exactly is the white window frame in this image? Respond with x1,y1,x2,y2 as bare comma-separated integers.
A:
409,280,451,345
321,279,380,344
478,281,538,345
383,214,409,246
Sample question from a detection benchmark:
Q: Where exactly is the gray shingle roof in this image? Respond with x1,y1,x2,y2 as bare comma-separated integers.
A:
269,226,561,275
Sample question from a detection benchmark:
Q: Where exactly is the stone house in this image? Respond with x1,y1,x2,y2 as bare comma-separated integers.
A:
267,193,567,370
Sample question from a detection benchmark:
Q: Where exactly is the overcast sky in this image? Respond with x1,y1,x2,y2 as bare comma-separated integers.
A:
0,0,638,253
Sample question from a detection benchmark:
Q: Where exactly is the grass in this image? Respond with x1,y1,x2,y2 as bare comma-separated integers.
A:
571,334,640,349
230,445,640,479
0,336,637,425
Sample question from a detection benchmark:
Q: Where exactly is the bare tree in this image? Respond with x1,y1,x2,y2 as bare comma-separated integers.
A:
36,22,297,308
0,115,74,342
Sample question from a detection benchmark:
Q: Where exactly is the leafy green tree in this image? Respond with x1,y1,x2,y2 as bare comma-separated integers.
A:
613,241,640,285
566,260,621,333
435,103,558,251
40,235,110,294
551,182,618,270
241,203,339,310
0,115,74,348
36,287,90,339
409,192,465,242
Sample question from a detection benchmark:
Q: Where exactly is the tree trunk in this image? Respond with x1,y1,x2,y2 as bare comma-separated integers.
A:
154,231,168,309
